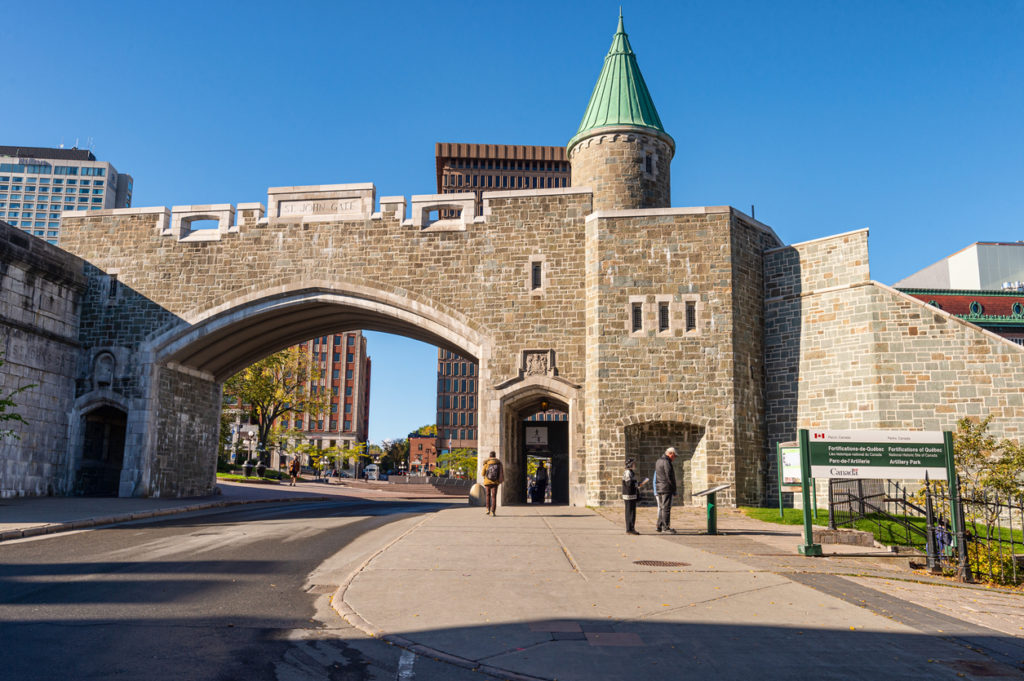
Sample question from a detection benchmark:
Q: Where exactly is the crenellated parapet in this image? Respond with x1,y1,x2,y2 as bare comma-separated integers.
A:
64,184,594,243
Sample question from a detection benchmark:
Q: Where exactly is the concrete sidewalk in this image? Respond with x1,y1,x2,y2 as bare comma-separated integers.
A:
0,478,452,541
334,505,1024,681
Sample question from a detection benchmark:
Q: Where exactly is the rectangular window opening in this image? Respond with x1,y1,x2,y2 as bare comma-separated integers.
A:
631,303,643,332
658,302,669,332
531,261,542,290
685,301,697,331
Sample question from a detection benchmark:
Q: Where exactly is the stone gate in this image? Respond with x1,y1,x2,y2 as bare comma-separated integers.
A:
5,14,1024,504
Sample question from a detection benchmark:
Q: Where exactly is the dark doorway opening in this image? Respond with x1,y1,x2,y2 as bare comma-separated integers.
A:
76,405,127,496
519,414,569,505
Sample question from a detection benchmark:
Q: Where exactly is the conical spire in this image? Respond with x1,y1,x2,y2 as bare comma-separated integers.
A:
567,12,671,152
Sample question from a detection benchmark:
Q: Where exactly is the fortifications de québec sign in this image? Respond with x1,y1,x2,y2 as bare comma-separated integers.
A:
807,430,947,480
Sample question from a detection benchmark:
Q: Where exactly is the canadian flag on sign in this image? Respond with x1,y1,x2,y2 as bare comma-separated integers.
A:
812,432,826,440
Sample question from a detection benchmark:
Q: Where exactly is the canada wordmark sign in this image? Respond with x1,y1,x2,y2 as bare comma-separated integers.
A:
807,430,947,480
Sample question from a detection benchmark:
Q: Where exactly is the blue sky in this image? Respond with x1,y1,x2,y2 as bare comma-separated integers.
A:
3,1,1022,443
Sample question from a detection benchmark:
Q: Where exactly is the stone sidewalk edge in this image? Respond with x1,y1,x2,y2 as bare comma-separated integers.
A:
0,494,334,543
329,510,552,681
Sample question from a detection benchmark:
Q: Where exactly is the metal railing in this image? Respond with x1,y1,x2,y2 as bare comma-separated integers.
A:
827,477,1023,585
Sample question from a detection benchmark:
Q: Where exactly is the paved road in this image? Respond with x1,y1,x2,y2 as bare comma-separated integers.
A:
0,497,473,681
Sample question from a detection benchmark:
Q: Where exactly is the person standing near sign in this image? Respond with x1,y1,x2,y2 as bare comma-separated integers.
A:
655,447,678,533
481,451,504,516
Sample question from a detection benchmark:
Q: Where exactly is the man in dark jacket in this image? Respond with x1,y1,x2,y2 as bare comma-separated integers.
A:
655,447,678,533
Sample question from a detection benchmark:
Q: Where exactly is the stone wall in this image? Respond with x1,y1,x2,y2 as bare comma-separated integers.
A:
584,207,780,506
764,229,1024,501
569,129,672,211
150,365,221,497
0,221,86,497
60,188,597,499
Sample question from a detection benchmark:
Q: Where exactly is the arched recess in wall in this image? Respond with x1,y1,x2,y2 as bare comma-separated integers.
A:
620,413,708,507
68,390,132,497
147,281,490,381
493,375,581,506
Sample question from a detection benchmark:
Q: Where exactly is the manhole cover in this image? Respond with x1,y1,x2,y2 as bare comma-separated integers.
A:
633,560,689,567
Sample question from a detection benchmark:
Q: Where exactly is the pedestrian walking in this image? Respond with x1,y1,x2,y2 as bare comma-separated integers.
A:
622,458,648,534
655,447,678,533
288,456,301,486
481,451,504,516
534,461,548,503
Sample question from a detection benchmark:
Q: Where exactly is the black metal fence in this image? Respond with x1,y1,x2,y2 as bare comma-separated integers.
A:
925,479,1023,585
827,477,1024,585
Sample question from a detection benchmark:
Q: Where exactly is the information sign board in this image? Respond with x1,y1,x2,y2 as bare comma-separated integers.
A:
525,426,548,447
780,446,802,488
807,429,947,480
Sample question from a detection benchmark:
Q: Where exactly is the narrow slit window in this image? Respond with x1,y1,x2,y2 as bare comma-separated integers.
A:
685,301,696,331
645,153,653,174
531,261,542,290
632,303,643,332
658,302,669,332
108,274,118,298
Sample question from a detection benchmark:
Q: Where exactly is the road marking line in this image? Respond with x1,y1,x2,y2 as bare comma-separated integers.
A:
397,649,415,680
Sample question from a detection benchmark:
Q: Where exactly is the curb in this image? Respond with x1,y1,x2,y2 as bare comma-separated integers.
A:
0,494,334,543
329,512,552,681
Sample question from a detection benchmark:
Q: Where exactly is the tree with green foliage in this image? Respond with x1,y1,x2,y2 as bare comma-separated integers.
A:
382,438,410,473
222,347,328,462
0,354,34,440
437,448,478,478
415,424,437,437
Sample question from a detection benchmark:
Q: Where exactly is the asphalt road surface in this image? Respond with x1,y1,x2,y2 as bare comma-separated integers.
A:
0,496,477,681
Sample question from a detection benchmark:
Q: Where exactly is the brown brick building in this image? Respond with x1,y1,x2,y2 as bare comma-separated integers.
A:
436,143,570,218
408,434,438,474
286,331,371,455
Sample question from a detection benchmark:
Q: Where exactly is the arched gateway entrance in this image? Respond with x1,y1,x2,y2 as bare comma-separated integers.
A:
75,274,586,505
57,176,769,507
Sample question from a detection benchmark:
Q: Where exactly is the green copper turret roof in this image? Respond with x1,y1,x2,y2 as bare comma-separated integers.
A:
568,12,672,152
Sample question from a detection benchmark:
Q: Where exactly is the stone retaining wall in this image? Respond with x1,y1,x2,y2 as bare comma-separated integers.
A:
0,221,86,497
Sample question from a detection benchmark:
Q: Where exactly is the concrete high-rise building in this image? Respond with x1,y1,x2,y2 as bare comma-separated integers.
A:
284,331,371,453
0,146,133,245
435,143,570,217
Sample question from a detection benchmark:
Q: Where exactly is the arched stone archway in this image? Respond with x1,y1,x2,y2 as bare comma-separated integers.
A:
106,282,499,499
494,375,582,506
622,418,707,507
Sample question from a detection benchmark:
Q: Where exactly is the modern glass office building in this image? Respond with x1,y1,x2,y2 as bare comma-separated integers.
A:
0,146,133,245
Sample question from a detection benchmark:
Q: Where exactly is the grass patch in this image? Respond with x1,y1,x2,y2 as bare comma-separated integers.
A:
741,506,1024,552
740,506,922,548
216,473,282,485
740,506,827,526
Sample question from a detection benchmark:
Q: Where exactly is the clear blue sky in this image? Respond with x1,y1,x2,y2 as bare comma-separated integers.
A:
3,1,1022,443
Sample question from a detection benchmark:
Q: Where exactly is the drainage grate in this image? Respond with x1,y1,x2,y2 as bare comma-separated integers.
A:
633,560,689,567
305,584,339,594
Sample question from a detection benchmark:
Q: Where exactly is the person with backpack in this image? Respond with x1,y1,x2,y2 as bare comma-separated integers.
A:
288,456,301,487
481,451,504,516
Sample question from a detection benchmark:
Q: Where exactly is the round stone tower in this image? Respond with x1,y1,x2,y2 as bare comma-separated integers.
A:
567,13,675,212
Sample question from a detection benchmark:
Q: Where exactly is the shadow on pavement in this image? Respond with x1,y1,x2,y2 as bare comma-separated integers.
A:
1,613,1021,681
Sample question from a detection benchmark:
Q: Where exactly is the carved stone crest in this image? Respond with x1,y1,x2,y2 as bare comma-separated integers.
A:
521,350,556,378
94,352,115,389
